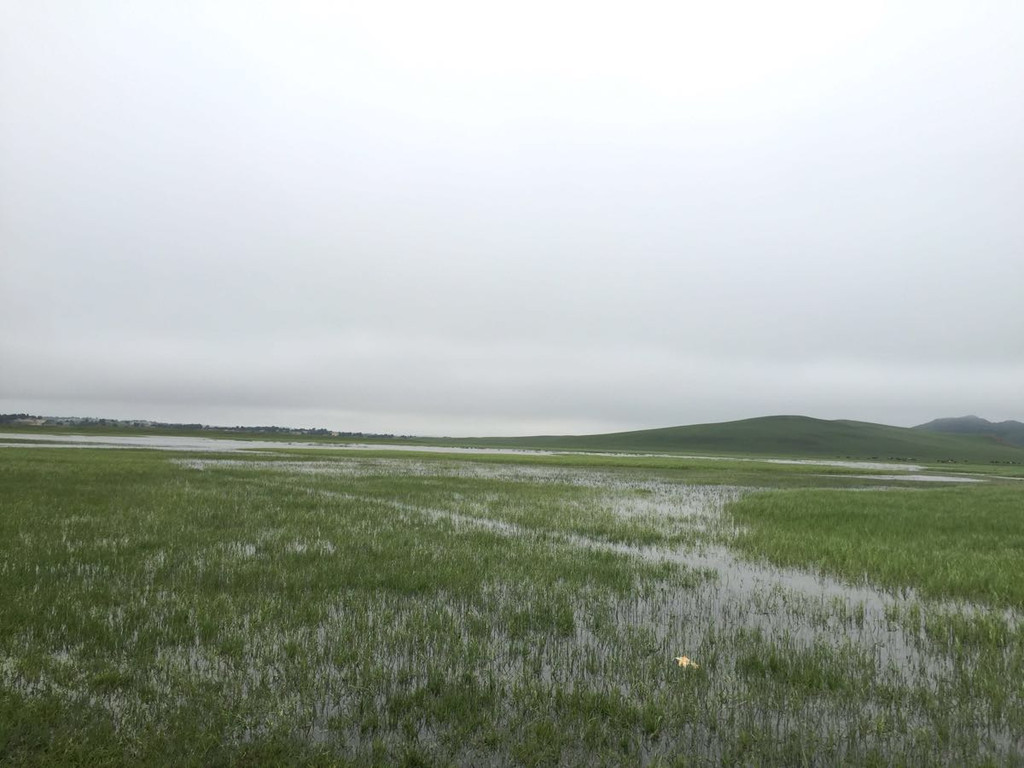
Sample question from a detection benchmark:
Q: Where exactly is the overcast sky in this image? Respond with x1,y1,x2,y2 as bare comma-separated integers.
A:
2,1,1022,436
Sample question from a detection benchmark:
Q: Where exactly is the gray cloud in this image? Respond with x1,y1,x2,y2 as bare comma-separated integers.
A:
2,1,1022,435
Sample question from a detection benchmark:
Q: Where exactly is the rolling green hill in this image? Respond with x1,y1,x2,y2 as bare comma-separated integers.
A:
441,415,1024,463
914,415,1024,448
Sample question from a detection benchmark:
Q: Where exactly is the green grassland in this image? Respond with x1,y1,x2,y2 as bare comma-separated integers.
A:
1,445,1022,766
730,485,1024,608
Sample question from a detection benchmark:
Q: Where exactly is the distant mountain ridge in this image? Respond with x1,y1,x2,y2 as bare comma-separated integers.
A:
914,415,1024,448
447,415,1024,463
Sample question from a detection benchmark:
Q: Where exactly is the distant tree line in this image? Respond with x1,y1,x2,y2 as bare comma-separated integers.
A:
0,414,37,423
0,414,395,439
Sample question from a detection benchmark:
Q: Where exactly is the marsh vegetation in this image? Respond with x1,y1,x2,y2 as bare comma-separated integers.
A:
1,445,1021,765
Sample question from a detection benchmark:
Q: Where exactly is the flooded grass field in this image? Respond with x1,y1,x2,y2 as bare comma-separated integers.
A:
1,445,1022,765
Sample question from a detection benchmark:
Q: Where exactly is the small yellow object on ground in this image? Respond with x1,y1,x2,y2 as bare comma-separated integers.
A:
674,656,699,668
